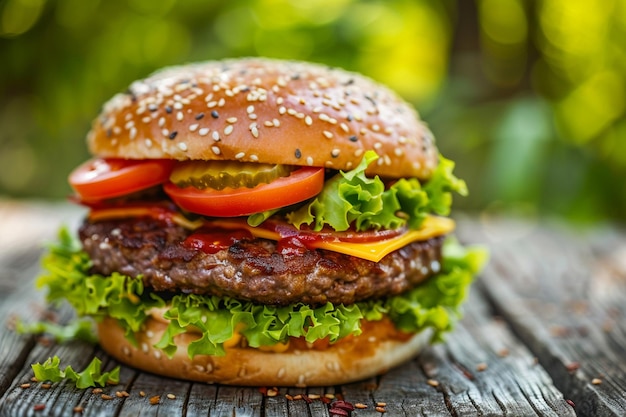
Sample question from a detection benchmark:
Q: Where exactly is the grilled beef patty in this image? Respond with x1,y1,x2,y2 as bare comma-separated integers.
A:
79,216,444,306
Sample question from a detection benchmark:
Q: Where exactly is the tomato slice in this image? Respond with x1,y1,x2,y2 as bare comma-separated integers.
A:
69,158,175,201
163,167,324,217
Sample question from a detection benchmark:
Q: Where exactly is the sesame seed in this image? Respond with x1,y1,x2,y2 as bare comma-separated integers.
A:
142,116,151,124
218,98,225,107
394,148,404,156
224,125,234,135
189,123,199,132
212,131,220,141
211,145,221,155
250,123,259,138
169,131,178,140
306,156,313,166
250,154,259,161
204,93,213,102
167,394,176,400
305,116,313,126
264,120,274,127
178,142,187,151
295,149,302,159
161,128,169,137
235,152,245,159
340,123,349,132
176,111,184,121
199,128,210,136
148,104,158,112
248,113,257,120
287,108,296,116
427,379,440,387
158,117,166,127
279,106,286,114
207,101,217,108
323,131,333,139
349,135,358,142
129,127,137,140
273,118,280,126
331,149,340,158
372,124,381,132
247,105,254,114
319,113,329,122
226,117,238,123
211,110,219,119
173,102,183,110
195,112,205,120
276,97,284,104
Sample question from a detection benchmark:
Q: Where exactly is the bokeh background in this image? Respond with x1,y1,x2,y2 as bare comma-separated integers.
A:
1,0,624,224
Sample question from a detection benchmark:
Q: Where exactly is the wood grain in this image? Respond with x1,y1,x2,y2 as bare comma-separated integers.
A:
0,201,625,416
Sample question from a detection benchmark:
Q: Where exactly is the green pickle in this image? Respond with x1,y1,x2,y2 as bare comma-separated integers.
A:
170,160,295,190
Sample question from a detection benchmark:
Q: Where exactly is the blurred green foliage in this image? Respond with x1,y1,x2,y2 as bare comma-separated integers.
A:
0,0,624,224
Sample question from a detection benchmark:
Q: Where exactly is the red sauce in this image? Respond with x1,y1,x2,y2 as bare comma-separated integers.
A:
183,227,253,254
276,236,314,256
261,218,406,243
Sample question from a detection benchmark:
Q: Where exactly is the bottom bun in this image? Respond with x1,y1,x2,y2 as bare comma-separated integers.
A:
97,316,432,387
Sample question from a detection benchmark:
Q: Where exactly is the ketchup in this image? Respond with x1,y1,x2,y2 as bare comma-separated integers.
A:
183,227,253,254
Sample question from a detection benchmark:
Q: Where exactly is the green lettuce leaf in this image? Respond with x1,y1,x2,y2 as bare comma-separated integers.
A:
31,356,120,388
16,318,98,344
38,227,485,357
286,151,467,232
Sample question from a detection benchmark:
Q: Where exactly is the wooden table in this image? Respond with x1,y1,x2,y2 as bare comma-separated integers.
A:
0,200,625,416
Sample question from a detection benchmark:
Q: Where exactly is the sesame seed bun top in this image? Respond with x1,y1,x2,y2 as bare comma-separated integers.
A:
87,58,439,179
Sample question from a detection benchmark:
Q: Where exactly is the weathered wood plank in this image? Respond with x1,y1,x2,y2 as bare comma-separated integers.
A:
340,287,575,417
2,202,626,416
457,218,626,417
209,386,263,417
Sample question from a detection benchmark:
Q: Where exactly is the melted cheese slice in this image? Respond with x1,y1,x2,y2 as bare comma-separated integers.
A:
309,216,454,262
89,207,454,262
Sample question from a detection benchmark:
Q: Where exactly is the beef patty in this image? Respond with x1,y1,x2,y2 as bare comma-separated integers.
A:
79,216,444,306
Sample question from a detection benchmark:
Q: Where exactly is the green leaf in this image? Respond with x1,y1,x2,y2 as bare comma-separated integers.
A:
15,318,97,344
31,356,120,388
286,151,467,232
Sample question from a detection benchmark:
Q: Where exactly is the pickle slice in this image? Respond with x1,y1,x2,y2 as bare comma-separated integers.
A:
170,160,296,190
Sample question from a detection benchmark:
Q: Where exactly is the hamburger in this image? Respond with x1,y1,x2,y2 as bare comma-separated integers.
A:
38,58,485,387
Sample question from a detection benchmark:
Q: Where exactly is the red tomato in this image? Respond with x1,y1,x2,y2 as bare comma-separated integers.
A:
163,167,324,217
69,158,175,201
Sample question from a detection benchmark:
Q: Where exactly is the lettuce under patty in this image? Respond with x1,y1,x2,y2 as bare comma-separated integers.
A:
37,228,486,358
284,151,467,232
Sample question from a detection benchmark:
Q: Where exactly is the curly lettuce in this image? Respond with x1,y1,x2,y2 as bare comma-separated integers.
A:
37,228,486,358
285,151,467,232
31,356,120,388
